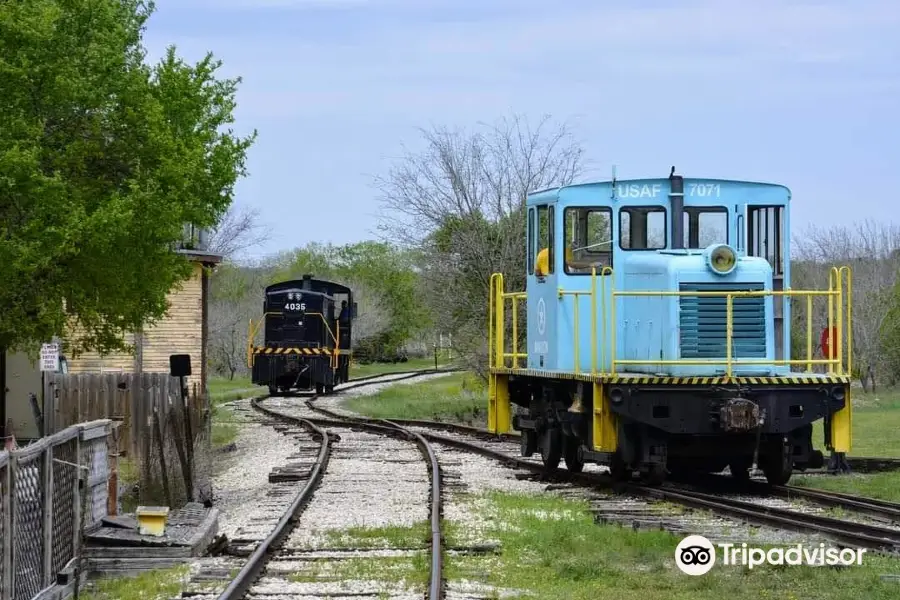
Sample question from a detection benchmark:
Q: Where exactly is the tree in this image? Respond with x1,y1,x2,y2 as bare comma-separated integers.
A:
0,1,256,355
208,263,270,379
207,203,268,260
273,241,427,354
375,114,584,374
792,221,900,389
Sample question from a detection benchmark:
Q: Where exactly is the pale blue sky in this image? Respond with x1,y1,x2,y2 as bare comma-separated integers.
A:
144,0,899,259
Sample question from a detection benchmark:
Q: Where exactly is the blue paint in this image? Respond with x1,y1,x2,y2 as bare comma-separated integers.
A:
522,175,828,380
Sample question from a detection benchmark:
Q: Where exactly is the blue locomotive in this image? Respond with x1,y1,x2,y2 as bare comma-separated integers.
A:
488,168,852,485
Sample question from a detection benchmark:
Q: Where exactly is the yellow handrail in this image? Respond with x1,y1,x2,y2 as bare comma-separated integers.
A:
247,311,284,368
488,265,853,379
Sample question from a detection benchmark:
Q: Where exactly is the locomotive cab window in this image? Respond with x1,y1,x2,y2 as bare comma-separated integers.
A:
534,204,554,276
683,207,728,248
619,206,666,250
564,206,612,274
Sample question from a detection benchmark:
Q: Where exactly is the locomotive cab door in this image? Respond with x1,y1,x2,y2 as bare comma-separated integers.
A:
745,205,786,361
527,203,557,370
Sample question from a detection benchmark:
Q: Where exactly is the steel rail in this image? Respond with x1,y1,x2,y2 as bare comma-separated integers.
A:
252,396,445,599
216,404,331,600
383,419,444,600
299,402,900,554
359,417,900,475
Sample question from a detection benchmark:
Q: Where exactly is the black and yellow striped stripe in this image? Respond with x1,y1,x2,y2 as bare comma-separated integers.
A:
490,367,849,386
253,346,337,356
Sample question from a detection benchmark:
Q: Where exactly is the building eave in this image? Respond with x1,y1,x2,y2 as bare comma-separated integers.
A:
177,248,225,265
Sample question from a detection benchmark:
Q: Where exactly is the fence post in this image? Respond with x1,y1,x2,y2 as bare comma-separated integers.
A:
42,444,53,588
1,452,11,600
7,454,16,600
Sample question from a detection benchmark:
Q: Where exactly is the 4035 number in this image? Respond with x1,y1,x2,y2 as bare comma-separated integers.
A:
285,302,306,311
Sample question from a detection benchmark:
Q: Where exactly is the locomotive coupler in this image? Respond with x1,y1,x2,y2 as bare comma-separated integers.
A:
719,397,760,432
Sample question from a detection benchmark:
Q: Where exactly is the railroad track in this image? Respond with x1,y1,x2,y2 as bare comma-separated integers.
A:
300,401,900,554
199,370,448,600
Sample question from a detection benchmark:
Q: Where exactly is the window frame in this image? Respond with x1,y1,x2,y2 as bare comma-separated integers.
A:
563,206,613,276
682,205,729,248
547,205,555,275
618,205,668,251
527,207,535,275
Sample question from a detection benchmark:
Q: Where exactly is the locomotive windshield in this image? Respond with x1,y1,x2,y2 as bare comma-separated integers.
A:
682,206,728,248
564,206,612,274
619,206,666,250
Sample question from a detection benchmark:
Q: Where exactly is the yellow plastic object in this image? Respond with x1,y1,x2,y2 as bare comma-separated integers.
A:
136,506,170,537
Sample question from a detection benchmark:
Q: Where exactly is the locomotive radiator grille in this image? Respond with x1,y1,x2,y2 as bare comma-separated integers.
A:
679,282,766,359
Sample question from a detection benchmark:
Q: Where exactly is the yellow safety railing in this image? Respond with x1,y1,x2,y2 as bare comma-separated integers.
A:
247,312,283,368
555,267,613,375
488,273,527,368
247,311,343,370
488,266,854,378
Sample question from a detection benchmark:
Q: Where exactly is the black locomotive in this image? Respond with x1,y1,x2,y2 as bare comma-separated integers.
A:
251,275,355,395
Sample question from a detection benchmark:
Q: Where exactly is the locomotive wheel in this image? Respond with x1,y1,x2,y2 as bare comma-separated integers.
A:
640,463,667,485
728,458,753,483
325,385,335,394
268,385,277,396
563,437,584,473
520,429,538,457
315,383,324,395
608,452,630,482
762,451,793,486
540,428,562,470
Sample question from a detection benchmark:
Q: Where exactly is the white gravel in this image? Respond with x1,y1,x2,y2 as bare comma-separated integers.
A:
210,415,305,540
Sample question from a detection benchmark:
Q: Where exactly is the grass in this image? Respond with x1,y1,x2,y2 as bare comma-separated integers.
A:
350,356,448,379
324,521,432,549
206,358,449,447
799,388,900,502
82,565,189,600
810,388,900,458
208,375,257,404
342,372,486,422
441,490,900,600
287,521,434,591
206,357,447,404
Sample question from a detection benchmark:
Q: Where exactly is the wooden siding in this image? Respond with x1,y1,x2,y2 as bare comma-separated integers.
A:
66,263,204,386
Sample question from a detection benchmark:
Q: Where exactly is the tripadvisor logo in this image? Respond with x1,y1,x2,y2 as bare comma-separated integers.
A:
675,535,716,575
675,535,867,575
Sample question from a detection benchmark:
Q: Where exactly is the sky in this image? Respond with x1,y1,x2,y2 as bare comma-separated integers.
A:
143,0,900,259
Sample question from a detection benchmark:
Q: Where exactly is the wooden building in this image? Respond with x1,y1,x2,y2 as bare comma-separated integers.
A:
65,226,223,392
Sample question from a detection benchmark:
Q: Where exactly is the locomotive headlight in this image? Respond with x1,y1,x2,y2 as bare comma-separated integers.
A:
704,243,737,276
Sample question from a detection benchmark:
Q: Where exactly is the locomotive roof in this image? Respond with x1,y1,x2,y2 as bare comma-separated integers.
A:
527,177,791,205
265,277,352,297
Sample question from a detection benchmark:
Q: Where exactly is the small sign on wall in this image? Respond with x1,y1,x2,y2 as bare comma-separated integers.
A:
40,343,60,372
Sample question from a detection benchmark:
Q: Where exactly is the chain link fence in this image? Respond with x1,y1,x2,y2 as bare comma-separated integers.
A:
0,419,112,600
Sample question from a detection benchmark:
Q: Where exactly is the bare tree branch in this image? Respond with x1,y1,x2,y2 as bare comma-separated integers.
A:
374,113,584,375
208,203,269,259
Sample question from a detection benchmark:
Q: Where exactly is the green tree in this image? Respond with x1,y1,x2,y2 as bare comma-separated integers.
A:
0,0,255,354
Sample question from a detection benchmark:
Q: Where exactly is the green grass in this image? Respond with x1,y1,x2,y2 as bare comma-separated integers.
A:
810,389,900,458
444,490,900,600
794,472,900,503
799,388,900,502
208,375,258,404
206,358,447,404
342,372,486,422
349,356,448,379
324,521,432,549
82,565,189,600
287,521,433,591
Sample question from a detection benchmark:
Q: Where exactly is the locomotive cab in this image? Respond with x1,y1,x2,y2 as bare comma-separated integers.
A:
489,169,852,486
250,275,355,395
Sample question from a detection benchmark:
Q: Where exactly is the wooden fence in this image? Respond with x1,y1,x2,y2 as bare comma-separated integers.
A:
42,373,211,508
